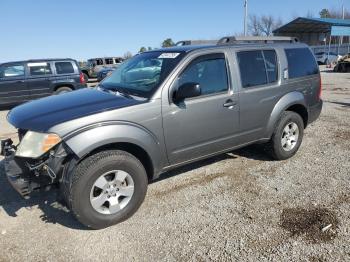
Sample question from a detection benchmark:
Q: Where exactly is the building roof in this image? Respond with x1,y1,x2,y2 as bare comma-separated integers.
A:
273,17,350,34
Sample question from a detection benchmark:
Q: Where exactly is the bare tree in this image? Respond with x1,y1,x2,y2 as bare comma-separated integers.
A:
248,14,283,36
123,51,133,60
306,10,314,18
248,15,261,36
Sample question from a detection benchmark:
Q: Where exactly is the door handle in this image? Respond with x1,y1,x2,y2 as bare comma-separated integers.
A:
16,80,25,83
223,99,237,108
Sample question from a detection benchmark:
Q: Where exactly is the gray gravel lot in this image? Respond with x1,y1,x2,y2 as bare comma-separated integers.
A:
0,70,349,261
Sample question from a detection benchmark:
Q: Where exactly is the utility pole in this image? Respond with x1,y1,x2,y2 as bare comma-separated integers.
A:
340,4,345,45
244,0,248,36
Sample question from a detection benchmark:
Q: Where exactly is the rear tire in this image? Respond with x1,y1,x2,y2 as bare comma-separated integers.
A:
63,150,148,229
266,111,304,160
55,86,73,94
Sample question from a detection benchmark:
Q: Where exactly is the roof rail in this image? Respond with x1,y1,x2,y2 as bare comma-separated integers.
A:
217,36,299,45
175,40,218,46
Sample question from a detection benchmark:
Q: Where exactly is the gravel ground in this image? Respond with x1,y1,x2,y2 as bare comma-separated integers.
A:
0,70,349,261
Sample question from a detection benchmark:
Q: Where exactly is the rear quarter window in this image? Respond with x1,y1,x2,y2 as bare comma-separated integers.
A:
55,62,75,74
285,48,319,79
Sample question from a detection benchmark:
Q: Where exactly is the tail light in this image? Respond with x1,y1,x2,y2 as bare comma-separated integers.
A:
318,75,322,100
80,72,86,84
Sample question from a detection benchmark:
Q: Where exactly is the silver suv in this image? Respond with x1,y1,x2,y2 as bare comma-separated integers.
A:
1,37,322,229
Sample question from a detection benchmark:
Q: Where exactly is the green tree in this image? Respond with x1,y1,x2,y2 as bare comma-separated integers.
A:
319,8,330,18
162,38,175,48
148,47,153,51
139,47,147,53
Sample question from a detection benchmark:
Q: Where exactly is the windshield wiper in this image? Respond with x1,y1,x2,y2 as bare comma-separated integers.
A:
99,85,134,99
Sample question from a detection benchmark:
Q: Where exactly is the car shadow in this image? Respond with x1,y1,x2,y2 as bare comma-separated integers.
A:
326,101,350,108
0,144,271,229
153,144,271,183
0,160,87,230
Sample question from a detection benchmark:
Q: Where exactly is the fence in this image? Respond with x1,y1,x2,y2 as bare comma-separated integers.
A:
311,43,350,56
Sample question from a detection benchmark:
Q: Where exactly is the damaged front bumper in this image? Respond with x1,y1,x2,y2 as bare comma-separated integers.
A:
1,138,68,198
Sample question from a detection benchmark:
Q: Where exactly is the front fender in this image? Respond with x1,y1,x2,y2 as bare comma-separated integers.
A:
63,122,167,175
265,91,306,137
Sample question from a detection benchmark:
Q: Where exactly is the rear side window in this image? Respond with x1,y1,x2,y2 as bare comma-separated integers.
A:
285,48,319,79
28,62,52,76
55,62,75,74
237,50,278,88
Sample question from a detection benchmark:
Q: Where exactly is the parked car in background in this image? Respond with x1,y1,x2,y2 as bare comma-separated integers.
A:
315,51,339,65
0,59,86,106
97,67,116,82
2,36,322,229
334,53,350,72
81,57,124,80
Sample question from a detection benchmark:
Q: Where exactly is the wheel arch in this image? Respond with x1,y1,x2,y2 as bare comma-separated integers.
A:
265,91,308,138
80,142,154,181
63,123,167,180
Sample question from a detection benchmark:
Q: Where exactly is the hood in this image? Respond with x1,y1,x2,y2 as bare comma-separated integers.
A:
7,88,144,132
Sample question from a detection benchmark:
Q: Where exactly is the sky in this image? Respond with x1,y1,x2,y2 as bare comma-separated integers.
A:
0,0,348,62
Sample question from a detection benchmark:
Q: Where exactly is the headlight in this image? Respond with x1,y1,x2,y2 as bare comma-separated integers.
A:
15,131,61,158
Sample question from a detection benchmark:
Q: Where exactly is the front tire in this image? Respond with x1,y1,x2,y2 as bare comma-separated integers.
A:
64,150,148,229
267,111,304,160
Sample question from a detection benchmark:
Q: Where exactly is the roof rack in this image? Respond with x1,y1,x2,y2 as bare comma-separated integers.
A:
175,40,218,46
217,36,299,45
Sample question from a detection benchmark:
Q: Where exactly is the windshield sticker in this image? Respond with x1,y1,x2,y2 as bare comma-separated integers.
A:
158,53,180,59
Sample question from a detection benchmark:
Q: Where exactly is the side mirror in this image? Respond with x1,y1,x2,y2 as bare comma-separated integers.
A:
174,82,201,102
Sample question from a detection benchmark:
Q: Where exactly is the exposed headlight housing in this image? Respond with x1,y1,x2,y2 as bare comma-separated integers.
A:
15,131,61,158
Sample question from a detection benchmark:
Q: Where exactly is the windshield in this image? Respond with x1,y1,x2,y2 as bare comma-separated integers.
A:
100,51,185,98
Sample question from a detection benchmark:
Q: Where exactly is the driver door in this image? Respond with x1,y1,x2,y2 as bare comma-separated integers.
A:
162,53,240,165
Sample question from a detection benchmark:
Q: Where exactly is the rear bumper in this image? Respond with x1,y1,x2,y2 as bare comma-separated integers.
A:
308,99,323,125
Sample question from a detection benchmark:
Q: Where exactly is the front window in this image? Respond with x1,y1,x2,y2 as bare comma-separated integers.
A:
0,64,25,78
176,53,228,96
101,51,185,98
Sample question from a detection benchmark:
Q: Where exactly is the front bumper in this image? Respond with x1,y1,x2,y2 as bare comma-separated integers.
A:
3,152,45,198
1,138,68,198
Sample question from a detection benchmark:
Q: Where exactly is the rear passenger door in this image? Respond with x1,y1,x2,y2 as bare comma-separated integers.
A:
0,63,29,105
26,62,53,100
235,49,283,143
